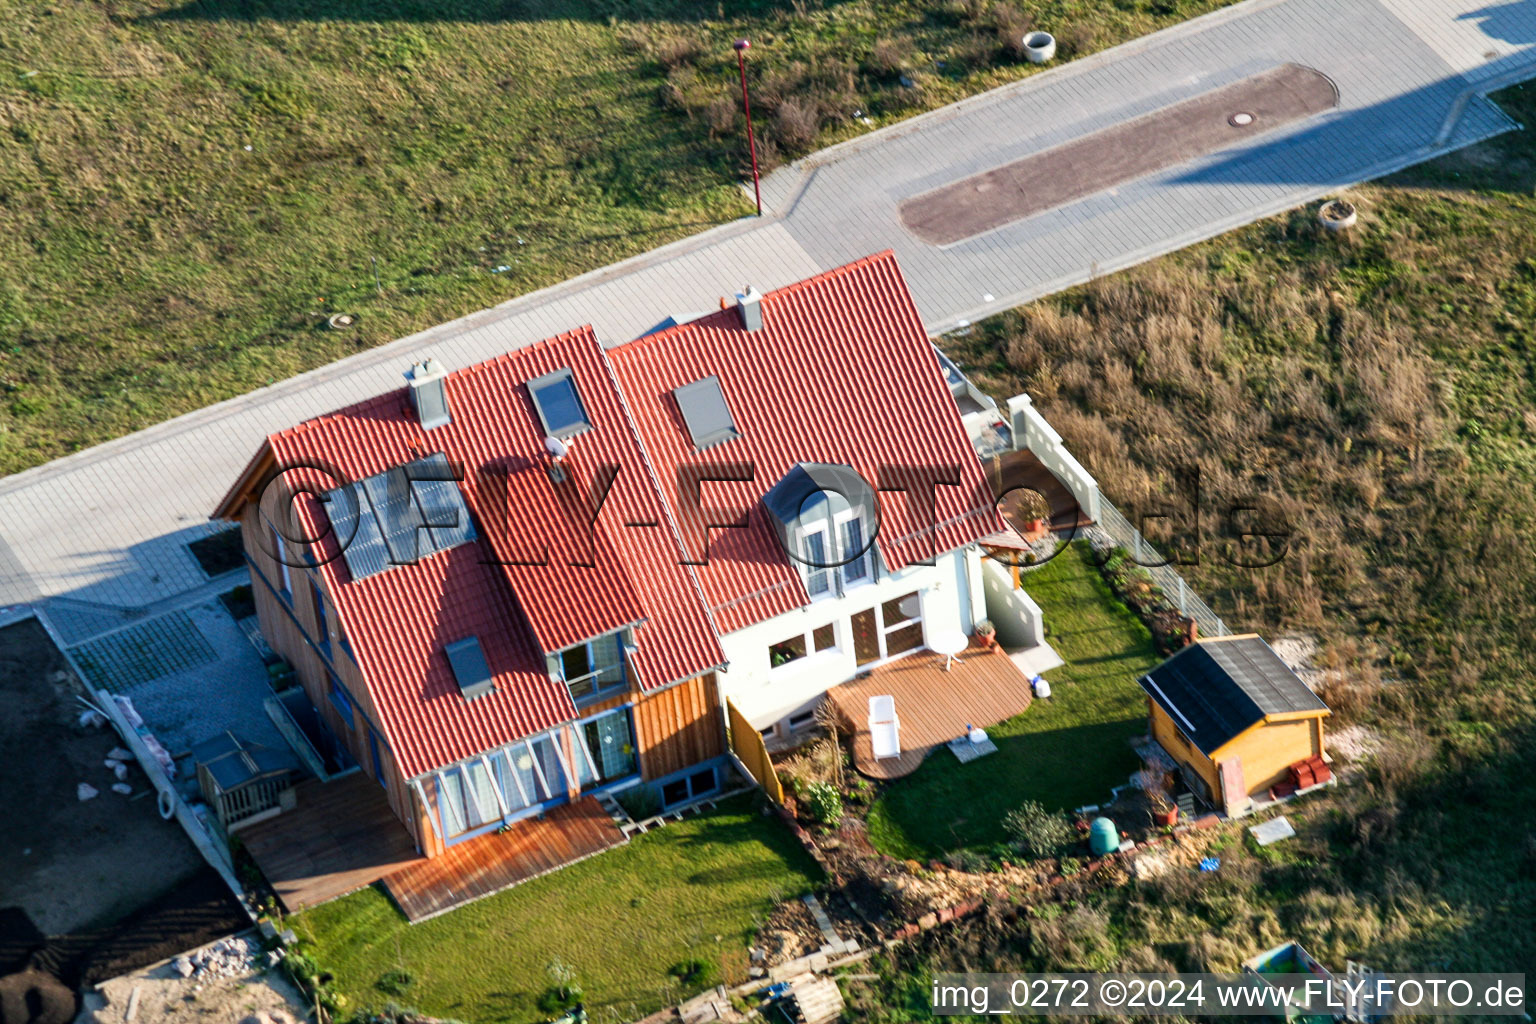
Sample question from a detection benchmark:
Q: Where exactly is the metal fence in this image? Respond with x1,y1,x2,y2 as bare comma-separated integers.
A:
1090,498,1231,640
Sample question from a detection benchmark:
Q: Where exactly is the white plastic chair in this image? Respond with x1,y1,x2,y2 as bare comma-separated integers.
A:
868,695,901,760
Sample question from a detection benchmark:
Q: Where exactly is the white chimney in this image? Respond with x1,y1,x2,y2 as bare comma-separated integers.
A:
735,285,764,332
406,357,451,430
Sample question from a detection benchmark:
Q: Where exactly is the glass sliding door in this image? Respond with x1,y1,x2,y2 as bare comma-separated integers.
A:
572,706,638,788
881,591,925,657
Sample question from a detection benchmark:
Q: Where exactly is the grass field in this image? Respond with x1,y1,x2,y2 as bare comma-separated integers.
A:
293,794,821,1022
866,541,1159,859
0,0,1230,474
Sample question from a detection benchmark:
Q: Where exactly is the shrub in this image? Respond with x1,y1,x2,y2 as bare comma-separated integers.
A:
945,848,991,873
772,98,820,154
866,37,909,78
704,94,739,138
617,785,660,821
376,970,415,997
802,780,844,825
669,957,718,987
1002,800,1074,858
653,34,704,72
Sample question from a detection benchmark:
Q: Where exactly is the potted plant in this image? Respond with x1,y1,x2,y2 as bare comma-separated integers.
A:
1015,490,1052,535
974,619,997,650
1135,764,1178,827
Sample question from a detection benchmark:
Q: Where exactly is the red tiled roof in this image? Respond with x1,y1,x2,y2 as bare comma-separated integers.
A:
239,252,1001,779
607,251,1004,634
266,327,724,779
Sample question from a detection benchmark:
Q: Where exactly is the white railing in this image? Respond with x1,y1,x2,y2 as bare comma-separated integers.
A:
1000,391,1229,640
1006,393,1101,522
1090,498,1231,640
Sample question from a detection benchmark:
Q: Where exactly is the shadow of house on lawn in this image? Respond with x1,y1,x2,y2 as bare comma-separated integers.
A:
142,0,824,24
870,716,1144,858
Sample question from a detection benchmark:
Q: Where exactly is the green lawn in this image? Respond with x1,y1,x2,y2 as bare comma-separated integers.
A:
866,541,1159,859
0,0,1232,474
293,795,820,1022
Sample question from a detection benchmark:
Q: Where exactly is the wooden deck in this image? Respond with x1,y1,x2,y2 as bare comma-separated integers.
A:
827,647,1035,779
240,773,424,913
381,797,626,923
986,449,1094,535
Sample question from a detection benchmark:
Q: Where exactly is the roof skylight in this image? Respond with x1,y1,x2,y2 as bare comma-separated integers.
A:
527,368,592,440
673,375,740,451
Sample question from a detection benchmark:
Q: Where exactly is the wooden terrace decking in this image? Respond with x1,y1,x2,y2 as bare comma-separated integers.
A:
826,647,1035,779
240,773,424,913
381,796,626,923
986,449,1094,535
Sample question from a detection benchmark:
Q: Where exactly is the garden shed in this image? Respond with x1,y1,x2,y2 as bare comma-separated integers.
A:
1139,635,1330,816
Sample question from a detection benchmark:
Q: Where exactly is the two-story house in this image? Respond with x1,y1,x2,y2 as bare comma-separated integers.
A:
213,251,1020,880
608,252,1006,744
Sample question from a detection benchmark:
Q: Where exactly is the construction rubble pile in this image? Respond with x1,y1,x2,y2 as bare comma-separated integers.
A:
171,937,258,982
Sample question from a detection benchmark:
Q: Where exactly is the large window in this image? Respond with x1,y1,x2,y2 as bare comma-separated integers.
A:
555,631,627,702
660,766,719,808
432,729,573,838
769,634,807,669
799,514,873,599
881,591,925,658
310,579,330,656
850,591,924,667
839,513,871,586
802,527,831,597
572,707,638,788
769,622,838,671
269,523,292,597
327,674,354,729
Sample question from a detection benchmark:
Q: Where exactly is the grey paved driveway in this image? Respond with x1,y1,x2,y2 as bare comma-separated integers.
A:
0,0,1532,682
761,0,1534,331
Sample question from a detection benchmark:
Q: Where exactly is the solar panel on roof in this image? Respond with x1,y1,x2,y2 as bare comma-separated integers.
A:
673,375,740,450
445,635,494,700
326,482,392,580
364,467,427,565
325,454,477,579
412,453,478,552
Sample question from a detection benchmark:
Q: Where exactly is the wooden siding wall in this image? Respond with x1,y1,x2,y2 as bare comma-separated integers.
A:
1150,699,1326,812
728,700,784,804
240,505,429,855
1148,702,1222,806
1217,716,1322,796
635,673,725,781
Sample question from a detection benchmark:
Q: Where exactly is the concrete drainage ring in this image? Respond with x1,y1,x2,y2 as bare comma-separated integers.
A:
1023,31,1056,64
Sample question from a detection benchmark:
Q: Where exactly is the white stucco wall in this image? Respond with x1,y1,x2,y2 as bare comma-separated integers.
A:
721,545,986,732
981,556,1043,648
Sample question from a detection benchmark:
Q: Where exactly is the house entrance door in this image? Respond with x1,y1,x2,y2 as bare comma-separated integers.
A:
851,609,881,666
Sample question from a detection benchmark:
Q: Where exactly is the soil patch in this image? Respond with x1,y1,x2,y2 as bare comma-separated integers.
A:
901,63,1339,245
0,618,206,935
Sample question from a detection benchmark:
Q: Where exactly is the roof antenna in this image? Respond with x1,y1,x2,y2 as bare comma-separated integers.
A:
544,434,571,484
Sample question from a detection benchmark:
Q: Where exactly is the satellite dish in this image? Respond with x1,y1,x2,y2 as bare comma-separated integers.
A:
544,434,569,460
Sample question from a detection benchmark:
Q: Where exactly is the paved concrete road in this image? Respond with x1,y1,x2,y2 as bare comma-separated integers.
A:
1,0,1533,633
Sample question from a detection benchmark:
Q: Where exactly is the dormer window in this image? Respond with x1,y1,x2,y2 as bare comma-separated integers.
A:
673,375,740,451
548,628,630,703
764,462,879,601
527,368,591,440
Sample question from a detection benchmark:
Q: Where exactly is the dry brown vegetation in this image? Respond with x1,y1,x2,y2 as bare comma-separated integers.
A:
899,87,1536,995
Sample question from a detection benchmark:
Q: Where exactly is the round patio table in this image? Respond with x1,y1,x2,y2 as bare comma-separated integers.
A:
932,629,969,672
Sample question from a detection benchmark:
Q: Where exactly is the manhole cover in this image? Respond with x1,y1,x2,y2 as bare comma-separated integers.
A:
1229,111,1256,126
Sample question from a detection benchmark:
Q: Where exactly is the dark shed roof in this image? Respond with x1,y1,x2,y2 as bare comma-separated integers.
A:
1138,635,1328,757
